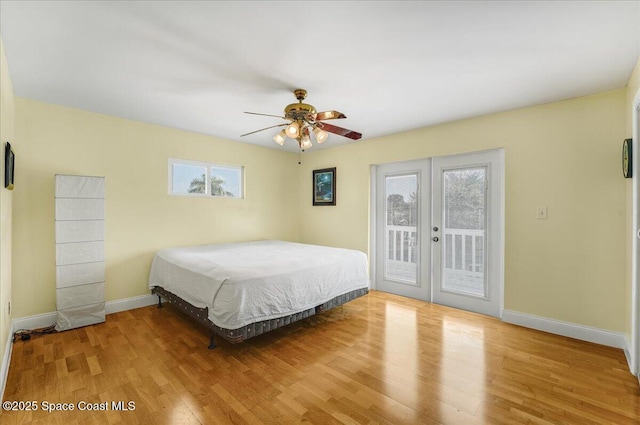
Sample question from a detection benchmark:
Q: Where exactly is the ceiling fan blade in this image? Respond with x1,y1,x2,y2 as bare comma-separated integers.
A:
244,111,286,119
312,110,346,121
241,123,288,137
318,123,362,140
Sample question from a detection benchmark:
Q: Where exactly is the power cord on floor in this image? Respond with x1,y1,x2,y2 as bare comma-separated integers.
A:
12,323,57,343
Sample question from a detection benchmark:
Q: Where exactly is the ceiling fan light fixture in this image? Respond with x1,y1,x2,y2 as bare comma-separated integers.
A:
313,127,329,144
242,89,362,149
273,130,286,146
300,136,312,150
285,122,300,138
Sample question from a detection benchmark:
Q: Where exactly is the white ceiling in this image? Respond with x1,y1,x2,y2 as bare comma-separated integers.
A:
1,1,639,152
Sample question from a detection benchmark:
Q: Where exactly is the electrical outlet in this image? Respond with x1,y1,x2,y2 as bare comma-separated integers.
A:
537,207,548,219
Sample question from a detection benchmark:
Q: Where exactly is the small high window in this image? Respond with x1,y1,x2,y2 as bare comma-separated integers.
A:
168,158,243,198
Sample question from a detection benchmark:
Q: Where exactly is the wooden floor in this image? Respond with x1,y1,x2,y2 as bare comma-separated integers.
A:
2,290,639,424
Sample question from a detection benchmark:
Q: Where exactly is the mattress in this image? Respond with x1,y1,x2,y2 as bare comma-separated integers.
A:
148,240,370,329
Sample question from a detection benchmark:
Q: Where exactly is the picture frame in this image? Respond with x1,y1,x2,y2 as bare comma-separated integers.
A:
313,167,336,206
5,142,14,190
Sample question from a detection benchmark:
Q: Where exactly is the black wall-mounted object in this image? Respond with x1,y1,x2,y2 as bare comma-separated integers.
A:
623,138,632,179
4,142,14,190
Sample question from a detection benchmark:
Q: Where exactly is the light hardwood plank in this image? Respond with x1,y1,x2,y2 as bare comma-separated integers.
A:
1,290,638,424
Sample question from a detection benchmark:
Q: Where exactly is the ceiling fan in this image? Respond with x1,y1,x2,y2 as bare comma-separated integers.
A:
241,89,362,149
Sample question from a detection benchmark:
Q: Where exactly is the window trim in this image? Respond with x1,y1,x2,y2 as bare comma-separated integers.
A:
168,158,244,198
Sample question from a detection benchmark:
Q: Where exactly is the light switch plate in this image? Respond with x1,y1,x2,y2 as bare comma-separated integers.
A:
537,207,548,219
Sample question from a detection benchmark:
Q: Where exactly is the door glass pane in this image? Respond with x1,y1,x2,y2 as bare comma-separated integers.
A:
442,167,486,296
385,174,418,284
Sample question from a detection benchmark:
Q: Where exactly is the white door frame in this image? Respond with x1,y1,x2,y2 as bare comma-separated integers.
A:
369,148,504,318
631,91,640,378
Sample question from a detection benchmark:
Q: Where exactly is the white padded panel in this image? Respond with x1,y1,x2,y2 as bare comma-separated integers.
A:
55,175,106,332
55,198,104,221
56,282,104,310
56,262,105,288
55,302,105,331
55,175,105,199
56,241,104,266
55,220,104,243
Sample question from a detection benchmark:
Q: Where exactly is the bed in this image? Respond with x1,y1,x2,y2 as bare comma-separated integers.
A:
148,240,370,348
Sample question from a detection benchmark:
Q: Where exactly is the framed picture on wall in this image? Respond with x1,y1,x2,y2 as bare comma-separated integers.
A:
313,167,336,206
5,142,14,190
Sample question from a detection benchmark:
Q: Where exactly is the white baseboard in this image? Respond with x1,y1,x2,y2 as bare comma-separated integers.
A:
624,335,634,375
0,326,13,402
10,294,157,331
105,294,157,314
502,309,627,350
12,311,57,333
1,293,157,400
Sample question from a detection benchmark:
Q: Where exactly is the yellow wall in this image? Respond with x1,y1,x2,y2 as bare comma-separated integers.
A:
298,89,627,332
0,38,15,364
7,65,632,336
12,99,300,318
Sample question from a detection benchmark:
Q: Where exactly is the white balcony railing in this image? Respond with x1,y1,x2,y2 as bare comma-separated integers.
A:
386,225,484,275
386,225,418,264
444,228,484,275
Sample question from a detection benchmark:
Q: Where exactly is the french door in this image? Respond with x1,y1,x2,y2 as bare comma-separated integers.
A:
431,150,503,317
375,160,431,301
374,150,503,317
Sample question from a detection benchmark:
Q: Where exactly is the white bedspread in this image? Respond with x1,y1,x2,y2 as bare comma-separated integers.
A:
148,240,369,329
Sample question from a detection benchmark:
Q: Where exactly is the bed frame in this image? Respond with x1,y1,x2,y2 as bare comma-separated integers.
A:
151,286,369,349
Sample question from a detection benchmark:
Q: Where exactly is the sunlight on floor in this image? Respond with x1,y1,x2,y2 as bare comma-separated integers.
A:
383,303,419,409
439,316,485,419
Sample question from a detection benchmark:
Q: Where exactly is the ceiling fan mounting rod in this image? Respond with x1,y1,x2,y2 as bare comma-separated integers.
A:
293,88,307,102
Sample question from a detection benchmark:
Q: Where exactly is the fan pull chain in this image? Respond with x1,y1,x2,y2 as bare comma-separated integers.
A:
298,147,302,165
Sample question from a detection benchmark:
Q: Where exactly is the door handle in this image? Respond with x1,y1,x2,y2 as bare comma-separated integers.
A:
432,237,439,242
